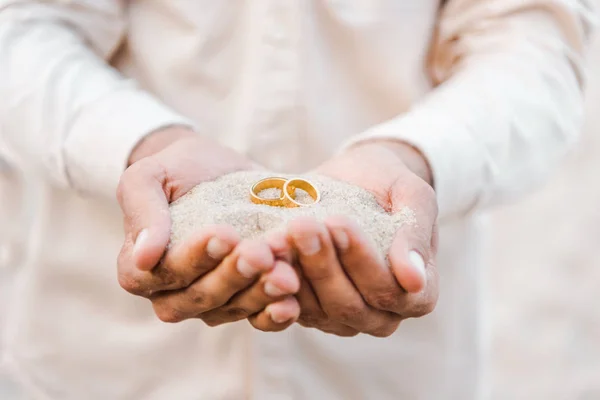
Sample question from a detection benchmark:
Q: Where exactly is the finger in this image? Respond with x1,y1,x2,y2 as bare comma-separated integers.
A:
117,157,171,272
150,239,275,322
388,178,438,293
292,268,362,337
117,225,238,297
199,260,300,325
387,235,440,318
294,287,361,337
249,296,300,332
264,230,295,264
158,225,239,285
294,275,328,326
326,215,437,320
264,230,363,336
289,217,396,335
324,216,405,314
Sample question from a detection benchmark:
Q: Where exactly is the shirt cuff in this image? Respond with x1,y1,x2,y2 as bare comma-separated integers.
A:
341,110,487,220
63,88,195,200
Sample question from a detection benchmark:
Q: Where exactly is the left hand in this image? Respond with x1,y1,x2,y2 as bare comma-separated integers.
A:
117,127,300,331
273,141,440,337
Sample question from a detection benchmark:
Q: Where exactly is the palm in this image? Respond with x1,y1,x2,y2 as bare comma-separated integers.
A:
151,137,255,202
315,144,412,213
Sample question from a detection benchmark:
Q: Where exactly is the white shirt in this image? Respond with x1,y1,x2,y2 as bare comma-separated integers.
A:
0,1,594,399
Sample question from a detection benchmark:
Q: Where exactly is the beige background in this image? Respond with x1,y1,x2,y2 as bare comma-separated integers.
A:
488,33,600,399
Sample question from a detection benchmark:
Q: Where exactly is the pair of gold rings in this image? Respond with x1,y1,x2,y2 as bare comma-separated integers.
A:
249,177,320,208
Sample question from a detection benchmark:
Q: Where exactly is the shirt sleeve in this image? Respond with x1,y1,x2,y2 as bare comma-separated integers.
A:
343,0,596,221
0,1,196,199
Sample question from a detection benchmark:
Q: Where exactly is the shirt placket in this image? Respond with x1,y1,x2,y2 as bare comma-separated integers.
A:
248,2,299,400
247,1,302,174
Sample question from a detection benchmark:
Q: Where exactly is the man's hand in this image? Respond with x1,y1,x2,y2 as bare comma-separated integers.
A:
147,236,301,331
119,126,254,274
116,127,300,331
273,141,439,337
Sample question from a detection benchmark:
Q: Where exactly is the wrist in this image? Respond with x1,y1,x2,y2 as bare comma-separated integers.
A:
128,125,197,166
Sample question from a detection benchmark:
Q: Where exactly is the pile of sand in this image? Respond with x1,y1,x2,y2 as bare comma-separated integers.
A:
169,171,415,258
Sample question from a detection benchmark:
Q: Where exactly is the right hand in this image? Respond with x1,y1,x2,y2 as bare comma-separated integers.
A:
116,127,300,330
261,142,439,337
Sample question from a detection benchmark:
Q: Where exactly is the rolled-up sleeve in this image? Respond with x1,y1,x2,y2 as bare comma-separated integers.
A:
344,0,596,220
0,1,195,199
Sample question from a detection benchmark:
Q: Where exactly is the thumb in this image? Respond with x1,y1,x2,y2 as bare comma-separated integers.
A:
388,229,435,294
388,179,438,293
117,158,172,272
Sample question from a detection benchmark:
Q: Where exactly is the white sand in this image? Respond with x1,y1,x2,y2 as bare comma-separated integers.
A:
169,171,416,260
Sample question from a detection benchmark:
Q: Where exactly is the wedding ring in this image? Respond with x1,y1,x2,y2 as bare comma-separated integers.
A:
249,177,295,207
282,178,321,208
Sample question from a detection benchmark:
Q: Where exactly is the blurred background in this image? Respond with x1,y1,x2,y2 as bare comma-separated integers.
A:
487,32,600,399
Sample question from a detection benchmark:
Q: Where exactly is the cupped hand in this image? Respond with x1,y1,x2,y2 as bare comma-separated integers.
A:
148,235,301,331
272,141,440,337
116,127,300,331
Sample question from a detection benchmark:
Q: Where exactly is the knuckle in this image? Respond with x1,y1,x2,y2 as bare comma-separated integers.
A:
199,316,223,327
298,315,318,328
117,273,146,296
186,287,215,311
369,320,402,338
224,307,251,320
154,306,185,323
327,301,365,325
151,266,185,289
407,298,437,318
326,326,359,337
365,289,400,311
198,305,251,326
418,298,437,316
299,310,328,327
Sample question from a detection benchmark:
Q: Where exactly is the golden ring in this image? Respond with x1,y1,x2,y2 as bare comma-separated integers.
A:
249,177,296,207
282,178,320,208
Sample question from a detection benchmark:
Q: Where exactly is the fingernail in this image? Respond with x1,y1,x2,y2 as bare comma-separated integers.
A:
296,236,320,256
331,228,349,250
236,258,256,278
206,237,230,260
266,306,291,324
408,250,426,281
133,229,149,258
264,282,286,297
